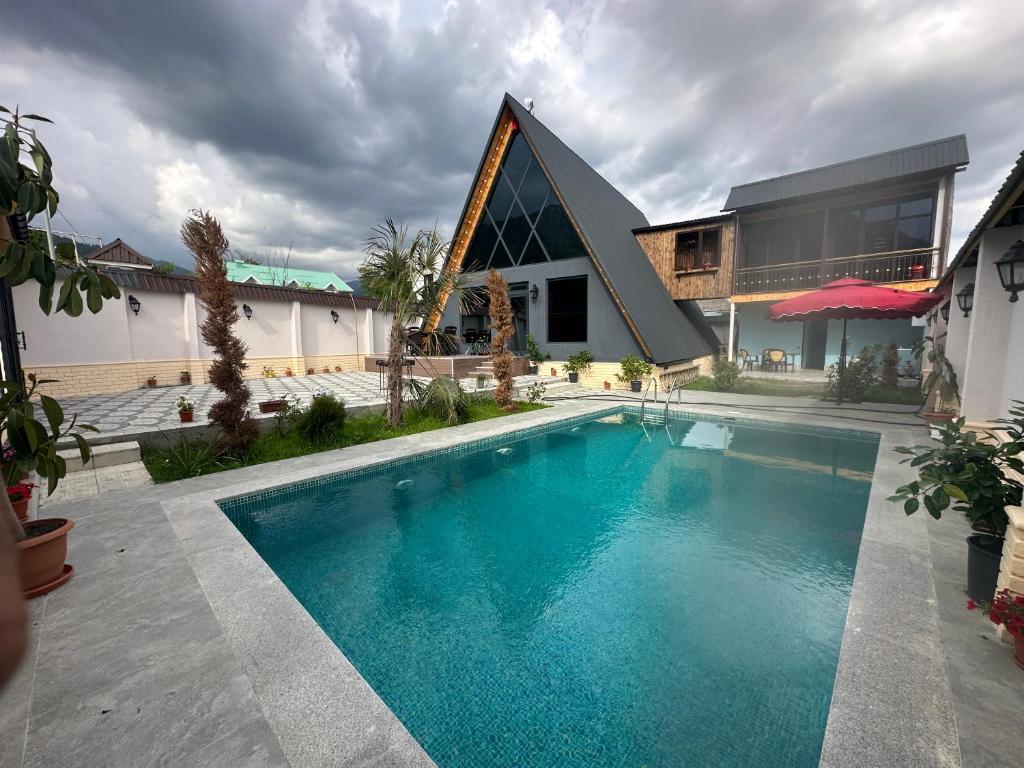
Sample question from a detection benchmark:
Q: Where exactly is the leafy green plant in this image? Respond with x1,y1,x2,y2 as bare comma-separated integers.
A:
563,350,594,376
526,334,549,365
295,391,347,445
152,432,222,479
272,394,302,437
914,333,959,414
888,402,1024,536
711,360,741,392
825,345,879,402
616,354,652,383
407,376,470,425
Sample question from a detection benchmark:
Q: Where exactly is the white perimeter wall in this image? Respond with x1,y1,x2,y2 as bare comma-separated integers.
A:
14,280,391,369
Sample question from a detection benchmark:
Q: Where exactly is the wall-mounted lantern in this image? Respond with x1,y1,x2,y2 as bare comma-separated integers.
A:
939,301,950,323
330,309,340,324
529,284,539,302
242,304,253,320
995,239,1024,303
127,295,141,315
956,282,974,318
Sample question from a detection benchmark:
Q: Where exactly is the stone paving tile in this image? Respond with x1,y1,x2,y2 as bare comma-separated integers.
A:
59,371,560,441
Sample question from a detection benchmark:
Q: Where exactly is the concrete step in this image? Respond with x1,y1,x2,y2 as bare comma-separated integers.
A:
58,440,141,472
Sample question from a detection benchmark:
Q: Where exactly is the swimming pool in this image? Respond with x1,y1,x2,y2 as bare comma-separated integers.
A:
221,410,879,767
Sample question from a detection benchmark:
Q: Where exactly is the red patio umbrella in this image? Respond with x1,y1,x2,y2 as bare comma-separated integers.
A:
767,278,942,402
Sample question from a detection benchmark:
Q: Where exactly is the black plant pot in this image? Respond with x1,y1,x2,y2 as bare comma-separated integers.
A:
966,535,1003,603
528,364,538,375
630,380,642,393
568,372,579,383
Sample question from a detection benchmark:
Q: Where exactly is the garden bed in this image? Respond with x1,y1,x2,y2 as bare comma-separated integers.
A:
682,376,925,405
143,399,547,483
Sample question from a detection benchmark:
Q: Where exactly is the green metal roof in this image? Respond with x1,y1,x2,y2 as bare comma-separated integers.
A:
225,261,352,292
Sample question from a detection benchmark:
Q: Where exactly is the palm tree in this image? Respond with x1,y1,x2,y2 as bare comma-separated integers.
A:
359,219,475,427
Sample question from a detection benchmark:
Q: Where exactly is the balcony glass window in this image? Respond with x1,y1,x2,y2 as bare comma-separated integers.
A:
831,195,934,257
741,212,823,268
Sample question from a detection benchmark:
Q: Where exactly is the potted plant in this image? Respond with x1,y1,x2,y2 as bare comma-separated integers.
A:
475,373,488,390
604,381,611,390
259,398,289,414
968,589,1024,669
322,367,330,374
7,482,36,522
19,518,75,598
616,354,653,393
307,368,315,375
262,366,276,378
562,350,594,384
176,395,195,423
179,370,191,385
334,365,342,372
146,375,157,388
914,334,959,430
703,259,714,270
285,368,294,377
525,334,549,375
550,367,557,377
889,403,1024,602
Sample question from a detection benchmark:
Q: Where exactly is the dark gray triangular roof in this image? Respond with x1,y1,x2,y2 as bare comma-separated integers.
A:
504,95,713,365
724,135,969,211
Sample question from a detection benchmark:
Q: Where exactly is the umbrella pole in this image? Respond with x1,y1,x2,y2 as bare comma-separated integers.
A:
836,317,848,405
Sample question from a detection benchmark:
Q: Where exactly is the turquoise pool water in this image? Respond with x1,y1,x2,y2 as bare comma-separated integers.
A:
222,411,879,767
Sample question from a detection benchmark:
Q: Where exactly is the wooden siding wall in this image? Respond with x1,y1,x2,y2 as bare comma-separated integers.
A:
634,220,736,300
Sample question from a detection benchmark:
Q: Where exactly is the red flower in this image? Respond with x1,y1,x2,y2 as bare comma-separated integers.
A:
966,599,977,611
989,611,1003,625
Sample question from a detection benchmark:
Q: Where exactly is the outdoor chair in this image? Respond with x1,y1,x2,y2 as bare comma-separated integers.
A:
737,349,755,371
763,348,790,372
443,325,458,336
464,329,479,344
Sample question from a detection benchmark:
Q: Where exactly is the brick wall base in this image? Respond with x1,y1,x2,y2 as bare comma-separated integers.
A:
24,355,366,398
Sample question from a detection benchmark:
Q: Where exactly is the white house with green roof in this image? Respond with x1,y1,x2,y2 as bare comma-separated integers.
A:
225,260,352,292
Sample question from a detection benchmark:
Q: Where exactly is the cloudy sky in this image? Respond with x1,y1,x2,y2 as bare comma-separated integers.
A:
5,0,1022,280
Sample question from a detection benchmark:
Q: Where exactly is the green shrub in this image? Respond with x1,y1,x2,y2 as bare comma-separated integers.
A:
295,392,347,445
682,376,717,391
416,377,470,425
825,345,879,402
711,360,741,391
149,432,222,479
616,354,652,383
525,334,549,365
880,340,900,388
563,350,594,375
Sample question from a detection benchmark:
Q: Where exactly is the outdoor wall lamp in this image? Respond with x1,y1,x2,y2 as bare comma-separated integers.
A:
995,239,1024,303
529,283,539,302
242,304,253,320
939,301,950,323
127,295,141,315
956,282,974,318
331,309,340,324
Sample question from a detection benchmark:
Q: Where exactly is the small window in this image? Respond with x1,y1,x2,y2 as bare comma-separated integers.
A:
547,276,587,343
675,229,721,271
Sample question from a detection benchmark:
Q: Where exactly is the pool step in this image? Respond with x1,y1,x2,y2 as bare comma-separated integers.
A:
57,440,142,472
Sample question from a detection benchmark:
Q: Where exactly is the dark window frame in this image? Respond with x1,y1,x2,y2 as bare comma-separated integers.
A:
674,228,721,272
547,275,588,343
830,193,937,257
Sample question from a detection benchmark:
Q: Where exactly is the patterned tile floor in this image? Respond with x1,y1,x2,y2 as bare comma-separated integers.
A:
59,371,562,440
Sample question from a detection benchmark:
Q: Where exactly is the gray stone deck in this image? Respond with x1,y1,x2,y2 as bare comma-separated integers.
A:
1,390,1020,767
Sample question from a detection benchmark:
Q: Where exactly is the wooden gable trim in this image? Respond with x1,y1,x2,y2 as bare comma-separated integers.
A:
425,107,517,331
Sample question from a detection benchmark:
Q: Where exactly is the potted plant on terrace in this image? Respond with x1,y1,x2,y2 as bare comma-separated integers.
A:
968,589,1024,669
179,370,191,385
526,334,549,375
147,374,157,388
563,350,593,384
889,402,1024,602
176,395,195,423
616,354,652,393
7,482,36,522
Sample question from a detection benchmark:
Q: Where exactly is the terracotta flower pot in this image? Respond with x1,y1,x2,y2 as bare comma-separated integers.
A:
285,370,293,377
147,378,157,388
259,399,287,414
18,518,74,599
179,373,191,384
179,410,194,423
1015,634,1024,670
550,368,557,377
923,411,955,424
10,496,29,522
603,381,611,390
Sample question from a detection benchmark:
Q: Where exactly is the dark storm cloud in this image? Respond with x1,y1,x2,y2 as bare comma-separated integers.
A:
5,0,1023,276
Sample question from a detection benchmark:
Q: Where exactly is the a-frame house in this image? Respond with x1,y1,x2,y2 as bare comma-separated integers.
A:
432,94,716,379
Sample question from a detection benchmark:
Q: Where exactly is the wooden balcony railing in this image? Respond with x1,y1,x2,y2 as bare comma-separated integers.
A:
733,248,938,295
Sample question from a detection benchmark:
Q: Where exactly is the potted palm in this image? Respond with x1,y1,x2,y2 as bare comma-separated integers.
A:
563,350,594,384
176,395,195,423
889,402,1024,602
616,354,652,393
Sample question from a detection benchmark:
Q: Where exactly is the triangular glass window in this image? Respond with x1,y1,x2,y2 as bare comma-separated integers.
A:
461,129,588,272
